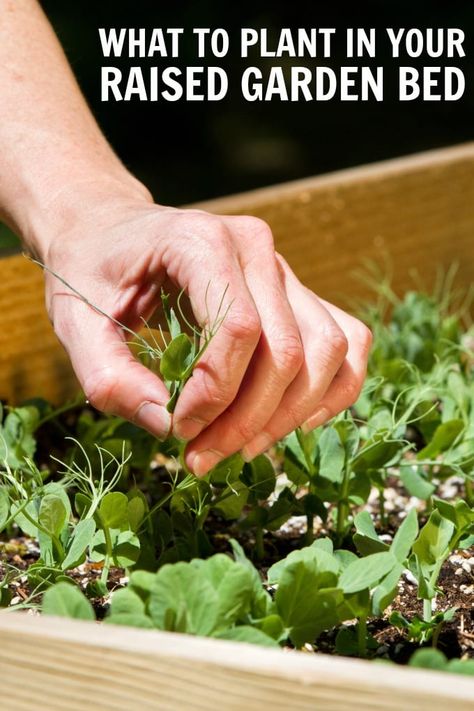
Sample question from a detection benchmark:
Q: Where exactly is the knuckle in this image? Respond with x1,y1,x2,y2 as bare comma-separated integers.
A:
223,309,261,344
356,322,373,352
82,367,118,413
327,328,349,363
272,331,304,378
340,375,363,406
198,369,237,411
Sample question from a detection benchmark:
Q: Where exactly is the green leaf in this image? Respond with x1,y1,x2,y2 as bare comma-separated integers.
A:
318,427,345,483
105,613,154,629
391,509,418,564
110,588,146,616
38,495,68,537
399,465,436,500
0,488,9,531
340,551,397,594
11,500,39,537
353,511,389,556
113,530,141,567
129,570,156,601
42,582,95,621
241,455,276,500
160,333,193,381
275,560,343,647
268,542,340,586
149,562,219,635
214,626,279,647
62,518,96,570
417,419,464,459
127,495,146,532
209,453,244,486
409,648,447,671
371,564,403,616
413,510,454,568
213,480,248,520
98,492,129,530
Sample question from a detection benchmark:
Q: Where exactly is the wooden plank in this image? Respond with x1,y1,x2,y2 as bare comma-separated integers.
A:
0,613,473,711
0,142,473,404
194,142,474,307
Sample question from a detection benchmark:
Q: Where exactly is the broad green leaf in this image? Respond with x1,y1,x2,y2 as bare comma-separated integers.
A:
209,453,244,486
98,492,129,530
371,564,404,615
413,510,454,567
229,539,272,618
113,530,141,567
241,455,276,500
340,551,397,594
254,614,286,642
391,509,418,564
160,333,193,381
268,542,340,586
409,648,447,671
335,417,360,460
38,495,68,537
353,511,388,556
110,588,146,616
417,419,464,460
129,570,156,601
399,465,436,500
105,613,154,629
42,582,95,621
62,518,96,570
275,561,343,647
127,495,146,532
149,562,219,635
318,427,345,483
212,479,248,520
214,626,279,647
11,499,39,537
193,555,255,628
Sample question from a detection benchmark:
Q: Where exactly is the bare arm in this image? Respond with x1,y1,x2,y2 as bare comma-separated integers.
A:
0,0,371,474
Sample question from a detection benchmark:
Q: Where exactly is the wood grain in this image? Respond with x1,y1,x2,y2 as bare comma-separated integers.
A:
0,142,473,405
0,614,473,711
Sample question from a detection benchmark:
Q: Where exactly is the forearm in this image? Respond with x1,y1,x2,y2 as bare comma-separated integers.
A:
0,0,150,258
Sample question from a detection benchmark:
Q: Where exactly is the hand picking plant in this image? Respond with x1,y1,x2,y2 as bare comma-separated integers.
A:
1,273,474,677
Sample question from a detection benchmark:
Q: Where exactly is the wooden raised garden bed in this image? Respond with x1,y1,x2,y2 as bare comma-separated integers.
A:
0,143,474,710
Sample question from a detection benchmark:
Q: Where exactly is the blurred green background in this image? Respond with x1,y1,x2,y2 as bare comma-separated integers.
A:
1,0,472,249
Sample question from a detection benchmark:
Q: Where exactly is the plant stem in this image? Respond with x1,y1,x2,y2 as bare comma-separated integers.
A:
358,615,368,658
423,598,432,623
336,465,351,545
100,523,114,586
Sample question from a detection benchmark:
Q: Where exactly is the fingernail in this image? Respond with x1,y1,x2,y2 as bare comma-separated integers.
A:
135,402,171,440
173,417,206,441
301,406,332,434
188,450,223,477
241,432,273,462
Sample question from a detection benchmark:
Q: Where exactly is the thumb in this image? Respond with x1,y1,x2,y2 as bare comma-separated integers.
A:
53,300,172,439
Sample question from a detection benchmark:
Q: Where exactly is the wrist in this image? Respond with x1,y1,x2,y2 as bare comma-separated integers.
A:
16,168,154,261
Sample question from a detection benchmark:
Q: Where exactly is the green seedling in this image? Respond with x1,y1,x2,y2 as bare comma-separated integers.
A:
409,498,474,622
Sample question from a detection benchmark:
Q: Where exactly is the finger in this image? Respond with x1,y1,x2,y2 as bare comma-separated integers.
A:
301,300,372,433
183,218,304,476
240,261,352,460
169,217,262,441
51,294,172,439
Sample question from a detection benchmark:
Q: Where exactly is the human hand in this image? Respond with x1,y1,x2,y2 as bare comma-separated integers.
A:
44,193,372,476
